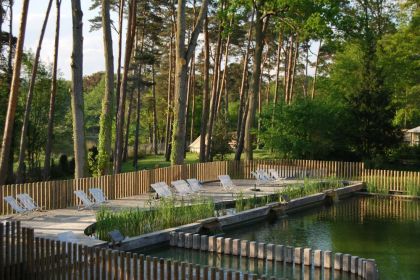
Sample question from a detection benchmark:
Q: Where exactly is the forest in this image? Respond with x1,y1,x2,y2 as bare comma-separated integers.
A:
0,0,418,185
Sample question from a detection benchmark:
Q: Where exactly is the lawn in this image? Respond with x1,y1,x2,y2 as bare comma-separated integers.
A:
121,150,275,172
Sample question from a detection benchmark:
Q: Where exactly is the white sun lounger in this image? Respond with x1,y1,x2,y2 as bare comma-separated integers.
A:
150,182,173,198
16,193,41,211
171,180,194,196
4,196,27,214
186,178,203,192
218,175,236,191
57,231,80,242
257,169,278,181
89,188,108,204
269,169,295,180
74,190,95,210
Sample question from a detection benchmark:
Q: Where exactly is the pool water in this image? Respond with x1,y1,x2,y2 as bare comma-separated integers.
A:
140,195,420,279
226,195,420,280
143,246,354,279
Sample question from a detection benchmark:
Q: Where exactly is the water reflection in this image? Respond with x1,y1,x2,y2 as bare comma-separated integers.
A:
141,246,355,280
139,196,420,279
227,195,420,280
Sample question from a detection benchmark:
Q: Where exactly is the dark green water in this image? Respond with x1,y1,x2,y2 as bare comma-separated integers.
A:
140,195,420,279
226,195,420,280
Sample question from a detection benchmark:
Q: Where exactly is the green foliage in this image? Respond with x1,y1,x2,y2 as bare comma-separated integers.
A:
260,96,354,160
95,196,215,241
234,192,279,212
235,178,343,212
211,112,232,160
280,178,343,200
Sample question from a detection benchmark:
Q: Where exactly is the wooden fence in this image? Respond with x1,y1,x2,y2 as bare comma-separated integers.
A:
0,221,281,280
0,160,365,215
1,159,419,215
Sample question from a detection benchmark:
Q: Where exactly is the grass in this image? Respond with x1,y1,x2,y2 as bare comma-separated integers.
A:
95,196,215,241
365,176,390,194
234,178,345,212
120,150,273,172
121,152,199,172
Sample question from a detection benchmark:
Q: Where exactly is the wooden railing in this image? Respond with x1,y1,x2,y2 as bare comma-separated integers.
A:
1,159,419,215
0,221,286,280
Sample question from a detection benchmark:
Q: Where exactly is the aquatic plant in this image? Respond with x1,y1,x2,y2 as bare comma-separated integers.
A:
405,179,420,196
95,196,215,241
365,175,388,194
234,178,347,212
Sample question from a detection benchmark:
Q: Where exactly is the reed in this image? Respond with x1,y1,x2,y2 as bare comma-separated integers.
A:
365,175,388,194
406,179,420,196
95,196,215,241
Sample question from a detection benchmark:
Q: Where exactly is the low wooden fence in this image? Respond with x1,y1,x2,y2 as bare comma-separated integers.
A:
1,159,419,215
362,169,420,194
0,221,280,280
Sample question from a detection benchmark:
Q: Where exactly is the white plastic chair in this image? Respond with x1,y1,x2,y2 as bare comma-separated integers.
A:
16,193,41,211
3,196,27,214
186,178,203,192
150,182,173,198
89,188,108,204
74,190,95,210
218,175,236,191
171,180,194,196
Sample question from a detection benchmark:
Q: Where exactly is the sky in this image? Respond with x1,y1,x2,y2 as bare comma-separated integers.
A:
11,0,319,80
12,0,124,80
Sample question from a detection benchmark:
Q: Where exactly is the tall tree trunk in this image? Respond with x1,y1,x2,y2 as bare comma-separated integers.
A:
70,0,88,178
273,31,282,106
243,8,265,160
152,63,158,155
236,9,254,146
189,57,196,144
289,34,299,102
16,0,53,183
257,46,269,148
0,0,29,186
43,0,62,180
303,43,310,97
284,36,293,104
199,14,209,162
7,0,12,84
0,1,3,52
96,0,114,176
205,27,223,161
311,39,322,99
184,56,193,158
122,88,134,162
164,28,174,161
216,29,231,115
133,67,142,169
234,97,249,161
114,0,136,173
115,0,125,119
6,0,14,183
171,0,208,165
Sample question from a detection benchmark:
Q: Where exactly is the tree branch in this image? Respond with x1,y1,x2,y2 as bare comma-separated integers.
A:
185,0,208,62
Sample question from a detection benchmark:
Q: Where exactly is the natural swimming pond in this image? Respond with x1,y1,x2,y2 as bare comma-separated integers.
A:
227,195,420,280
140,195,420,279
